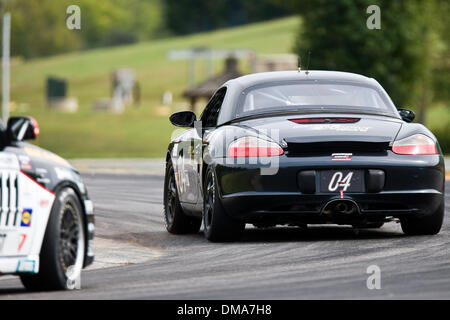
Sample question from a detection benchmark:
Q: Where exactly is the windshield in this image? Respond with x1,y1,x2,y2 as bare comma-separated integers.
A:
236,82,397,118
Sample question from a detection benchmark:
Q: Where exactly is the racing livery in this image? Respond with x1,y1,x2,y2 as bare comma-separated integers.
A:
0,117,94,290
164,71,445,242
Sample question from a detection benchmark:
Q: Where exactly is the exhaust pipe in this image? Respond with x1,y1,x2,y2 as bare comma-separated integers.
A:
322,200,359,216
335,202,350,214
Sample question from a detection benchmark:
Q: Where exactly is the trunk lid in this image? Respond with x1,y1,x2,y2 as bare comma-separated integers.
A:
237,114,403,156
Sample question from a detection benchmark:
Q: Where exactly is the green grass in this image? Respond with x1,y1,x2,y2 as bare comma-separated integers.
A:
427,104,450,130
427,104,450,154
10,17,300,158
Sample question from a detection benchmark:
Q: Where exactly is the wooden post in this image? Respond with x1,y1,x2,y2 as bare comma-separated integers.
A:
2,12,11,123
190,97,196,112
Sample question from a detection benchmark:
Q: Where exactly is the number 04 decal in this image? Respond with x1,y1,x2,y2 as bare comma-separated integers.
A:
328,172,353,192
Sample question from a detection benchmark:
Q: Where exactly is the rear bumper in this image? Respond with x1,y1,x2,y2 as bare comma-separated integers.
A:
220,190,443,224
213,153,445,223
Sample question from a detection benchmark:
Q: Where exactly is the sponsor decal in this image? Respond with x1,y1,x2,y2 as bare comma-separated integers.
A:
0,153,20,170
37,177,51,185
36,168,48,174
298,124,370,132
18,155,32,170
16,259,36,273
36,168,51,185
20,209,33,227
331,153,352,161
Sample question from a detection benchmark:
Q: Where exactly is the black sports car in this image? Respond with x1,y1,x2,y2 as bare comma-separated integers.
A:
0,116,94,290
164,71,445,242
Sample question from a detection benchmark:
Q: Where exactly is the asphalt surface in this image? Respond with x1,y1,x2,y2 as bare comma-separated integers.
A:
0,172,449,300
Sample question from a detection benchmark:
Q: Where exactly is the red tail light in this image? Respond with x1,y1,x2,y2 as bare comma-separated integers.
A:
392,134,437,155
227,136,284,157
290,118,360,124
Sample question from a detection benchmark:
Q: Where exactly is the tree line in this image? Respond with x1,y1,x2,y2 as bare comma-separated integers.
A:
0,0,163,58
0,0,288,59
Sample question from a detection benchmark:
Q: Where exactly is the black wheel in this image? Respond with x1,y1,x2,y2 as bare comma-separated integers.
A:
203,166,245,242
401,201,444,235
164,160,201,234
20,188,85,291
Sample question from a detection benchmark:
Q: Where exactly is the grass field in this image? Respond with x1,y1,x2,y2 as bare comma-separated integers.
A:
9,16,449,158
10,17,299,158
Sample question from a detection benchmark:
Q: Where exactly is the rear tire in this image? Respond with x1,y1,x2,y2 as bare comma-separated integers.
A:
164,160,201,234
203,166,245,242
20,188,85,291
401,201,444,235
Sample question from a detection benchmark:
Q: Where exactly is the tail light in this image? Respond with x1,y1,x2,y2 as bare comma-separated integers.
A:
227,136,284,157
392,134,437,155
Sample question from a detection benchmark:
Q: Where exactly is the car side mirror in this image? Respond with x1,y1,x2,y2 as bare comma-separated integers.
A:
7,116,40,141
398,109,415,123
169,111,196,128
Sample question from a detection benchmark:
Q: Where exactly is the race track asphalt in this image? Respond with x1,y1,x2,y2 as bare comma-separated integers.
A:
0,173,449,300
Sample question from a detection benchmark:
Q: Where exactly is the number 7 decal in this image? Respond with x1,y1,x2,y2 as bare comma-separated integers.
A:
18,234,27,253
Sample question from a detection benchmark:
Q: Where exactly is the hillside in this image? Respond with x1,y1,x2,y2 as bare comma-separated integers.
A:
10,17,299,158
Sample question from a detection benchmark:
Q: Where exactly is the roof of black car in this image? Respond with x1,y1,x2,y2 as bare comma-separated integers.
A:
226,70,377,88
216,70,392,125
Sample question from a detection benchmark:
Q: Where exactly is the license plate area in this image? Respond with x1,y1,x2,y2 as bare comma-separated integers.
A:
320,170,365,193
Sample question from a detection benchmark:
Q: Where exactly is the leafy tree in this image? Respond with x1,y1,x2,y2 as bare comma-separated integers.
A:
285,0,448,123
431,0,450,106
2,0,81,59
0,0,164,58
68,0,164,48
164,0,288,35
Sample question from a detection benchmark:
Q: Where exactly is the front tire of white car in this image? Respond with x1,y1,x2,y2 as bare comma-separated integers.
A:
20,188,85,291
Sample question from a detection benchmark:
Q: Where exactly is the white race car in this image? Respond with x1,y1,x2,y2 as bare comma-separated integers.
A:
0,117,94,290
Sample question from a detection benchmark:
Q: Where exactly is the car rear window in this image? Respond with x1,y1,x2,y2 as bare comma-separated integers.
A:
236,82,397,118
